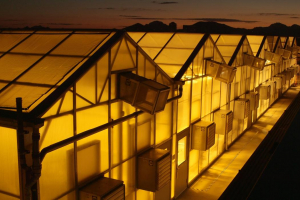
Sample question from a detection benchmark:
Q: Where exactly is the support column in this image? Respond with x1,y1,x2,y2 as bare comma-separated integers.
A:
16,98,28,200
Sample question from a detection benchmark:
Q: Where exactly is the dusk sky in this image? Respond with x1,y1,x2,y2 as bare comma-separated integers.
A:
1,0,300,30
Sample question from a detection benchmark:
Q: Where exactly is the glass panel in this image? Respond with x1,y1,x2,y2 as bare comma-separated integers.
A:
191,78,202,122
127,32,146,42
138,32,173,48
11,34,66,54
201,77,212,117
156,49,194,65
111,158,136,200
0,54,41,82
0,127,20,197
216,35,242,46
0,33,29,52
210,34,220,42
51,34,108,56
177,81,191,132
167,33,203,48
137,112,154,152
18,56,82,85
156,102,172,144
188,149,199,182
177,136,187,166
76,105,109,178
112,38,136,71
76,65,96,104
139,47,161,59
39,115,74,200
0,84,52,109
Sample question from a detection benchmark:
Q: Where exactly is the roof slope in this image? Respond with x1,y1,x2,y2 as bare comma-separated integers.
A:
0,30,117,112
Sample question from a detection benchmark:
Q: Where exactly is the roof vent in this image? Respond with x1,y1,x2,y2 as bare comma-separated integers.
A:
119,72,170,115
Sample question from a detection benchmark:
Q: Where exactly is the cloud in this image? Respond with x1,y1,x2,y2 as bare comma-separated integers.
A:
193,18,258,23
44,23,83,26
120,15,142,18
98,7,115,10
120,16,258,23
152,1,178,4
0,19,24,22
121,8,165,11
258,13,298,16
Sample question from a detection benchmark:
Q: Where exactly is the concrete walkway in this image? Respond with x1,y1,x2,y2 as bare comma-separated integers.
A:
177,86,300,200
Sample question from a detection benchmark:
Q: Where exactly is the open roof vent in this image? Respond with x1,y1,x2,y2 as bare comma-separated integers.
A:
286,46,298,58
277,48,291,59
119,72,170,115
205,60,236,84
243,53,266,70
264,50,281,63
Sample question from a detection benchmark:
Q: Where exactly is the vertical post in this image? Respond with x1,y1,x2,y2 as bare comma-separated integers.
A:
226,84,231,110
16,98,27,200
30,126,41,200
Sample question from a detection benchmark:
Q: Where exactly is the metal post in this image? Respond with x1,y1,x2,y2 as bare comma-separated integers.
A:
16,97,28,200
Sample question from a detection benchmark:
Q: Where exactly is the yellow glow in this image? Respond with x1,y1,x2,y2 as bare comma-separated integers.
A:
137,189,153,200
171,160,176,198
0,127,20,197
177,136,187,166
189,149,199,182
265,60,272,64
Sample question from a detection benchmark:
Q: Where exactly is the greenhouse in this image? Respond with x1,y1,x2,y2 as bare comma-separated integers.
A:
0,30,299,200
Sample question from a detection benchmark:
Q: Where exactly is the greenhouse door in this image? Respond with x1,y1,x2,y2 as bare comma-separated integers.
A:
175,127,189,198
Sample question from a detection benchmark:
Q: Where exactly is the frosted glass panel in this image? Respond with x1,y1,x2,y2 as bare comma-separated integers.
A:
167,33,203,48
0,54,41,82
39,115,74,200
191,78,202,122
0,193,19,200
76,65,96,104
156,49,193,65
156,103,172,145
138,32,172,48
201,77,212,117
177,136,187,166
127,32,146,42
51,34,107,56
177,81,191,132
0,127,20,197
40,145,75,200
111,158,136,200
112,38,136,71
137,113,154,152
189,149,199,182
0,33,29,52
18,56,82,85
76,104,108,133
11,34,66,54
77,130,109,183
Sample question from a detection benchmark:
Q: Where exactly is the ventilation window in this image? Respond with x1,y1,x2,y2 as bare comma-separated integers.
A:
119,72,170,115
243,53,266,70
205,60,236,84
264,50,281,63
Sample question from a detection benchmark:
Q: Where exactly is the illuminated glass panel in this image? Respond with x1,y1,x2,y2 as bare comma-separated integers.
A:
177,136,187,166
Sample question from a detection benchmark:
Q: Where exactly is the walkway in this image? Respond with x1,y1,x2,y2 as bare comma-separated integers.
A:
177,86,300,200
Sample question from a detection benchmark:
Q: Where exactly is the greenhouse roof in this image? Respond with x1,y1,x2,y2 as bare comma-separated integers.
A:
0,30,120,115
0,30,298,122
0,30,175,121
128,32,209,79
